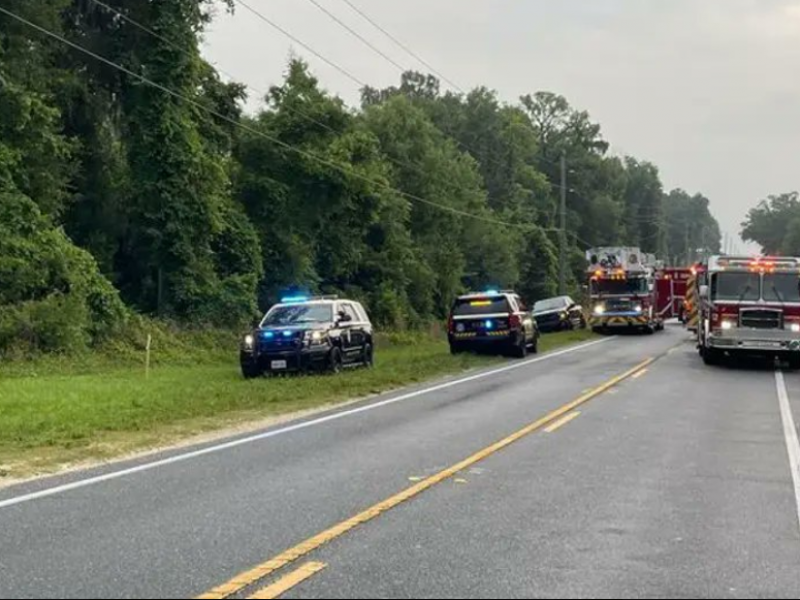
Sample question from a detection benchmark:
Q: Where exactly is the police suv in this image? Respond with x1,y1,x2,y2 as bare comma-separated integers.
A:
240,296,374,378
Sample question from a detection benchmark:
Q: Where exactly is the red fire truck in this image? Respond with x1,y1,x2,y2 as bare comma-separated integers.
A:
697,255,800,367
656,267,693,322
587,247,664,334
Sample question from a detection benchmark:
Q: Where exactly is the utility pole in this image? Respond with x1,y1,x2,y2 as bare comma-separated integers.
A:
559,151,567,295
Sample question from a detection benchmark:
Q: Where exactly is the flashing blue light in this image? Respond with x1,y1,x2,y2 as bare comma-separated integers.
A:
485,289,500,295
264,331,275,339
282,330,293,338
485,320,494,330
281,295,309,304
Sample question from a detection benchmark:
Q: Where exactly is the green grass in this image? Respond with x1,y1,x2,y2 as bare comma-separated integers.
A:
0,329,595,481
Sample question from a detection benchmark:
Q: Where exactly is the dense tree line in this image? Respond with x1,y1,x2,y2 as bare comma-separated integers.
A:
0,1,721,353
742,192,800,255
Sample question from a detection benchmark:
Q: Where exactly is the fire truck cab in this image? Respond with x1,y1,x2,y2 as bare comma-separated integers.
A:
698,256,800,367
587,247,664,334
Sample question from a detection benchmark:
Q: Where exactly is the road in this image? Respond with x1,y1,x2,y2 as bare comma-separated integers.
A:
1,324,799,599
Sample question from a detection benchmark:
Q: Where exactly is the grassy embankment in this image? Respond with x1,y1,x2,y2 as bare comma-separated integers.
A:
0,325,595,481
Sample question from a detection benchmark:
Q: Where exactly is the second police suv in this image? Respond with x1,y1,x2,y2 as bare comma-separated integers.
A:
447,290,540,358
240,295,374,378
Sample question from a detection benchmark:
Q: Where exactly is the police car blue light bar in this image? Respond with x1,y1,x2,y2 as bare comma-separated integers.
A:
281,295,309,303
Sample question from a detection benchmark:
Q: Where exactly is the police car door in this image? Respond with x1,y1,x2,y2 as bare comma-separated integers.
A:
340,303,363,358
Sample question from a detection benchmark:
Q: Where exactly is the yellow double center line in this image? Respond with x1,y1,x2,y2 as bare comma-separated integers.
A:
198,357,654,600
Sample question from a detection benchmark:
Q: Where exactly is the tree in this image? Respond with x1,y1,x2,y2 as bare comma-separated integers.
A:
741,192,800,254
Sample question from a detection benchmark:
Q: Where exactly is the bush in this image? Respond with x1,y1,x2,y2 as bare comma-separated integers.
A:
0,192,128,355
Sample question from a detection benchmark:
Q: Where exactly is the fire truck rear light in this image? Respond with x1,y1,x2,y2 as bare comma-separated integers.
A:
791,324,800,333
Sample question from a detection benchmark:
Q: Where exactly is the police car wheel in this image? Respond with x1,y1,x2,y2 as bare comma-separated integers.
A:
241,362,262,379
512,338,528,359
362,343,374,368
328,347,344,374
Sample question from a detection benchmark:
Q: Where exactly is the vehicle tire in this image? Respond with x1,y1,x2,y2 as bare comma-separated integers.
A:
328,346,344,374
789,355,800,370
362,342,374,368
579,316,587,330
241,362,262,380
643,324,655,335
512,337,528,359
702,347,722,366
531,334,540,354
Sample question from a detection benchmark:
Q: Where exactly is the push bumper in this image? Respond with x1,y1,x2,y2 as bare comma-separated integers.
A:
589,313,649,329
708,329,800,353
240,345,330,373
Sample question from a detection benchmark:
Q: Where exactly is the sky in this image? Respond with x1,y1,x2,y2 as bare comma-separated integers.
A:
202,0,800,251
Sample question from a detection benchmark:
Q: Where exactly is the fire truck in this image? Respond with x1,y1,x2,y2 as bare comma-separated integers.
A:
586,247,664,334
697,255,800,367
656,267,693,322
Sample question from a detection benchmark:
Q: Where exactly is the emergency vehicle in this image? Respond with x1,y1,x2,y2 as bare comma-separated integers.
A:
697,256,800,367
656,267,693,322
587,247,664,334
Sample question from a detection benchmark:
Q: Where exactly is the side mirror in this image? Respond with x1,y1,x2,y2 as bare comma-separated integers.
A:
338,312,353,324
699,285,709,299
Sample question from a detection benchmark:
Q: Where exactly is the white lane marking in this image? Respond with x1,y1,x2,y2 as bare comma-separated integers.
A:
775,371,800,531
0,337,614,510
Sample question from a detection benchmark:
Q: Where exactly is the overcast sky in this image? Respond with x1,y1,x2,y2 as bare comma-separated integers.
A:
202,0,800,250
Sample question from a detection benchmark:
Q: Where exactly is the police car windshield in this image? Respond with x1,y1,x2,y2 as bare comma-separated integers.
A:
453,297,510,316
763,273,800,303
534,298,568,312
712,273,760,301
593,278,648,295
262,304,333,326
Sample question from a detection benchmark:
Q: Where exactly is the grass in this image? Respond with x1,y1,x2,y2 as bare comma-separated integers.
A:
0,328,596,481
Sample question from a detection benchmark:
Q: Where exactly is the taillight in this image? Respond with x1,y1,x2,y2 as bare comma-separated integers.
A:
448,315,454,332
509,313,521,328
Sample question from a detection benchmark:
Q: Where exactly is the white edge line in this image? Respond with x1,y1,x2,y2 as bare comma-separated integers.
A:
0,337,613,510
775,370,800,531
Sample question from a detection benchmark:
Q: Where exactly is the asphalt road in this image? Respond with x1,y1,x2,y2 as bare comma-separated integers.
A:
1,324,799,599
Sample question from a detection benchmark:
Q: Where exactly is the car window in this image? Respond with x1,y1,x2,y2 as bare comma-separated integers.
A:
452,296,511,316
354,302,370,322
516,297,528,311
262,304,333,325
341,303,360,322
534,297,568,312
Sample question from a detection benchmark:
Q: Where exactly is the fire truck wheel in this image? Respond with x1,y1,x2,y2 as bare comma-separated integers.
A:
643,325,655,335
702,347,722,366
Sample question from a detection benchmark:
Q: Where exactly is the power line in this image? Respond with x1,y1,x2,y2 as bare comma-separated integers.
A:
337,0,464,93
0,5,529,231
86,0,439,182
304,0,407,73
234,0,365,88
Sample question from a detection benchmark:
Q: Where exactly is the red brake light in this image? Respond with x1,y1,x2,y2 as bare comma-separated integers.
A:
448,315,454,332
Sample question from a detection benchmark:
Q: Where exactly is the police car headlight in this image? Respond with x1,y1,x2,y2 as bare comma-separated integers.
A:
791,323,800,333
594,304,606,315
721,321,734,331
560,311,568,320
243,334,254,350
305,330,325,344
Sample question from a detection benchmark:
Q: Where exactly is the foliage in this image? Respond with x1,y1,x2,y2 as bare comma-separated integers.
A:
0,5,726,354
741,192,800,254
